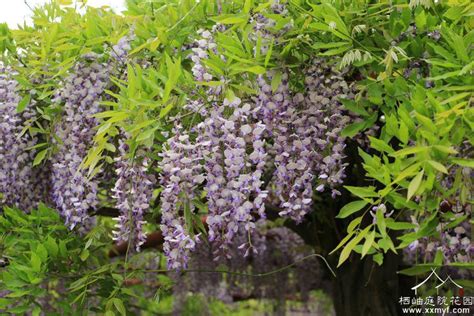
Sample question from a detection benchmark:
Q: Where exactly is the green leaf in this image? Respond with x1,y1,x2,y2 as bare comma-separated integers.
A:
313,41,350,49
79,249,89,261
337,225,371,267
415,10,426,29
112,298,126,316
443,215,468,230
376,209,386,237
36,244,48,262
243,0,252,13
213,14,248,24
16,95,31,113
336,200,368,218
271,71,282,93
390,146,429,157
44,236,58,257
59,240,68,257
361,230,375,258
433,145,458,154
407,170,424,201
341,121,366,137
346,216,363,233
339,98,368,116
451,158,474,168
264,38,274,67
373,253,383,266
183,200,193,237
159,103,174,118
427,160,448,174
415,113,437,133
136,127,157,142
385,221,416,230
243,65,266,75
318,45,350,56
444,6,463,20
393,162,422,183
398,121,409,144
369,136,394,154
378,236,396,253
30,252,42,272
344,186,378,198
163,55,181,104
329,230,354,255
434,250,443,265
33,149,48,167
448,262,474,270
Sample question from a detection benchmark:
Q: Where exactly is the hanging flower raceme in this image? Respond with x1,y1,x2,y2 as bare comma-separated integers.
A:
302,58,353,195
50,54,110,229
252,59,355,222
201,99,267,258
159,128,205,269
0,65,39,210
254,71,292,136
112,140,155,252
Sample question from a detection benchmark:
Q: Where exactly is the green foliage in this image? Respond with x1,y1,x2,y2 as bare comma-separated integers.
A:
1,0,473,312
320,0,474,270
0,204,176,314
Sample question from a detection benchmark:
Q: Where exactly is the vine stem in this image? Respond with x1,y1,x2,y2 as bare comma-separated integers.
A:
137,253,337,278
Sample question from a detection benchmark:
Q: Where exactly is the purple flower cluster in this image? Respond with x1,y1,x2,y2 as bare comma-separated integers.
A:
186,25,225,106
159,128,205,269
161,25,270,266
199,99,267,258
254,71,292,135
301,58,352,193
255,59,353,222
190,29,217,83
159,19,356,266
248,4,353,222
112,139,155,251
0,65,39,210
50,54,110,229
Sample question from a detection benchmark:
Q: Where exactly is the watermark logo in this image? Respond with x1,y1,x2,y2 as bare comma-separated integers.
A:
399,268,472,315
411,269,463,295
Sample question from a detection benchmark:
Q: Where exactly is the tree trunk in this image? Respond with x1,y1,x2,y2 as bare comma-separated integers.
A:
330,252,413,316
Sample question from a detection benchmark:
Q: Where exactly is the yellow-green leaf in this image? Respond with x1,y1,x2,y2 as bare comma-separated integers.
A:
390,146,428,157
451,158,474,168
33,149,48,167
337,226,371,267
407,170,424,201
361,230,375,258
376,209,387,237
16,95,31,113
427,160,448,174
336,200,368,218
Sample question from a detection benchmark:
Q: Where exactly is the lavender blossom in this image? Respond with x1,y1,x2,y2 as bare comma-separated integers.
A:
50,54,110,229
112,140,155,251
256,58,354,222
0,64,40,211
159,128,204,269
199,98,268,258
